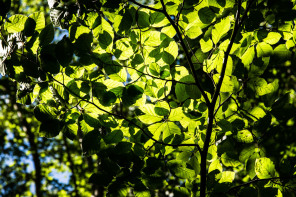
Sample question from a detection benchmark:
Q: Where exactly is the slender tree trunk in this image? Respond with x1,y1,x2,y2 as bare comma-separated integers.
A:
18,109,42,197
85,156,99,196
200,106,214,197
63,135,79,197
96,156,104,197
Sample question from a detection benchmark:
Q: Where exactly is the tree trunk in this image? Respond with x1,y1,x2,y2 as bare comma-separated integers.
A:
63,135,79,197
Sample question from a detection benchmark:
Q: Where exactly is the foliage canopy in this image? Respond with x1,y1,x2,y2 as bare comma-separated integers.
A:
1,0,296,196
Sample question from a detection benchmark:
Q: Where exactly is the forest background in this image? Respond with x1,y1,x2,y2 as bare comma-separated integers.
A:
1,0,296,196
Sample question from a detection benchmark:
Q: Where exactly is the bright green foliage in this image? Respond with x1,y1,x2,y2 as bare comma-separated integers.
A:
255,157,276,179
1,0,296,196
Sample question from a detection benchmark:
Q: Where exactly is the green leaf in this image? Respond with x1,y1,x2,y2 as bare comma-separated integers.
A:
114,38,134,60
138,114,163,124
80,119,94,135
82,130,101,156
39,119,61,138
104,62,127,82
75,33,93,53
134,190,151,197
150,11,169,27
40,44,60,74
272,44,292,62
137,10,150,28
83,113,100,128
237,129,254,143
219,171,235,183
208,0,226,8
239,145,265,163
55,36,73,67
86,12,101,29
250,78,278,96
241,46,255,66
29,11,45,31
100,91,117,106
167,160,196,179
149,63,160,76
104,130,123,144
39,23,54,46
212,17,231,44
213,74,234,93
6,14,28,33
173,187,190,197
168,107,184,121
162,51,175,65
122,85,143,106
256,42,273,57
139,104,163,124
198,7,215,24
175,75,200,102
34,104,57,122
23,17,36,37
255,157,276,179
155,101,170,116
263,32,282,45
93,17,114,51
200,38,213,53
209,159,222,173
221,153,241,167
185,25,202,39
161,25,176,38
113,8,133,35
143,30,161,47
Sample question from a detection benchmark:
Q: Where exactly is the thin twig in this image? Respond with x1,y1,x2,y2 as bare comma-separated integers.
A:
211,0,243,106
230,96,259,120
94,55,196,85
228,175,296,192
214,93,233,116
176,0,185,26
129,0,164,13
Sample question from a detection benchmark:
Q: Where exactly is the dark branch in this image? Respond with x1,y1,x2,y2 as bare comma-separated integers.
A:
211,0,243,106
129,0,164,13
159,0,211,106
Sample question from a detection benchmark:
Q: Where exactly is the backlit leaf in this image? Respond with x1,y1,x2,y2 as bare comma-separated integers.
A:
6,14,28,33
255,157,276,179
212,17,231,44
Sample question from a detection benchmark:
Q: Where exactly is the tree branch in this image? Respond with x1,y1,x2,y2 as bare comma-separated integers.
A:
129,0,164,13
211,0,242,106
63,135,79,197
228,175,296,192
159,0,211,106
200,1,246,196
